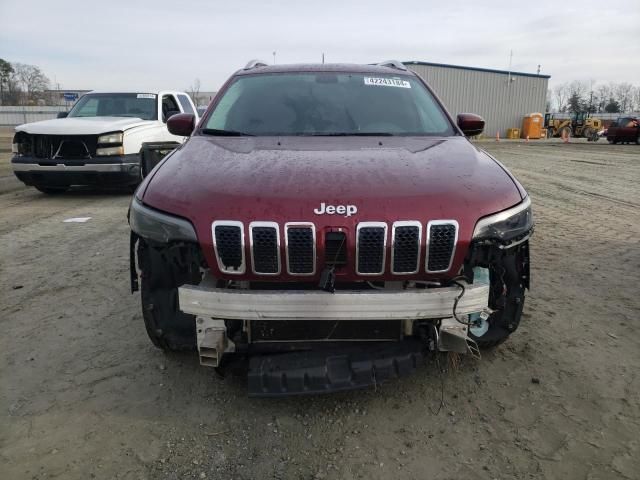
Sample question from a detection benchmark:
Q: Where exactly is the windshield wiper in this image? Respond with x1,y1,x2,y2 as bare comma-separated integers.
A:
308,132,395,136
201,128,254,136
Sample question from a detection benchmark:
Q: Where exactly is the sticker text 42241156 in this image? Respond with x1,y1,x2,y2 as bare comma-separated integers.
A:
364,77,411,88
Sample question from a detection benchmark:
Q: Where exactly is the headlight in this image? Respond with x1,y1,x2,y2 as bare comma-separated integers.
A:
129,197,197,243
96,146,124,156
97,132,123,144
472,197,533,247
12,142,19,154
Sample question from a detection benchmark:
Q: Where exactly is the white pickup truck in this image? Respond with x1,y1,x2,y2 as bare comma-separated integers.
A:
11,90,198,193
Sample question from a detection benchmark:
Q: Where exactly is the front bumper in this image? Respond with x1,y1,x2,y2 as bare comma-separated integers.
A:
12,154,141,187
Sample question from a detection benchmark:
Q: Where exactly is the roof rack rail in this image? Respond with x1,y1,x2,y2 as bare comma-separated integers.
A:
244,59,269,70
378,60,407,71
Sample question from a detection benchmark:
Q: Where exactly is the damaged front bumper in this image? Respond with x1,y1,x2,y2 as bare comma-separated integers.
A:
178,276,490,395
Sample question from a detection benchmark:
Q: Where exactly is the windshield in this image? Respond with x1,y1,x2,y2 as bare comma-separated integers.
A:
68,93,158,120
203,73,454,136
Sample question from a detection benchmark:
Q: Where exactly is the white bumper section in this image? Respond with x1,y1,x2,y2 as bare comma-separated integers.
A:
178,281,489,321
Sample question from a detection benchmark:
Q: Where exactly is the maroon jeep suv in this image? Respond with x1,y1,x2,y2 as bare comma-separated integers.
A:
128,61,533,396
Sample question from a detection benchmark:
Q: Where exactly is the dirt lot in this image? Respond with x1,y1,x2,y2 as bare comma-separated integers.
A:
1,135,639,479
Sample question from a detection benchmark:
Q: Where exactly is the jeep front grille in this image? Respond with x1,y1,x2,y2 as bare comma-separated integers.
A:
285,223,315,275
426,221,458,272
212,221,245,274
250,222,280,275
356,223,387,274
210,219,458,276
391,222,421,274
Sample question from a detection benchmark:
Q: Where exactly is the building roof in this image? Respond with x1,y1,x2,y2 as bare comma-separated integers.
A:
403,61,551,79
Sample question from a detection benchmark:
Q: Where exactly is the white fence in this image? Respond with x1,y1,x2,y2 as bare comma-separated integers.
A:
0,106,68,126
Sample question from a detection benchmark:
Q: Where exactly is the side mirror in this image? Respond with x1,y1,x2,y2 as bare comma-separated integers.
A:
457,113,485,137
167,113,195,136
57,112,68,119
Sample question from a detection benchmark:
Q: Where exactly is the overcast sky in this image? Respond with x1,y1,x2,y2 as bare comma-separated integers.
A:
1,0,638,92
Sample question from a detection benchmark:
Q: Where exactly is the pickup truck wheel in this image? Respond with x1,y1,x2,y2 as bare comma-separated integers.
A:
137,240,198,352
35,185,69,194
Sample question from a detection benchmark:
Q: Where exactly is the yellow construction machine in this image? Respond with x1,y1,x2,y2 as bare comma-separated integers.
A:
544,113,603,139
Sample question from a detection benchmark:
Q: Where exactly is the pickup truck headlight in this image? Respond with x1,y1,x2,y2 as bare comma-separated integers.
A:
129,197,197,243
472,196,533,247
96,132,124,156
12,142,19,154
98,132,123,144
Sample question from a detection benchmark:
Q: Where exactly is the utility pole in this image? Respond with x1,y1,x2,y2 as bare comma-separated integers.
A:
272,51,276,65
322,53,325,64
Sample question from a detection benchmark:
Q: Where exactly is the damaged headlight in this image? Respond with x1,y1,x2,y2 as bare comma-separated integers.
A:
97,131,124,156
472,196,533,247
129,197,197,243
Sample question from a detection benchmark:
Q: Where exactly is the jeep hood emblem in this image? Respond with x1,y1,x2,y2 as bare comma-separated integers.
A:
314,202,357,217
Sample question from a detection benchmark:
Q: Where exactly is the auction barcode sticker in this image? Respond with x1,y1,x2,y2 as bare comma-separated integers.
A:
364,77,411,88
137,93,156,99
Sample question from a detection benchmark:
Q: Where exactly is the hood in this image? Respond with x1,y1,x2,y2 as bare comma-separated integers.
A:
143,135,523,221
141,135,524,278
16,116,153,135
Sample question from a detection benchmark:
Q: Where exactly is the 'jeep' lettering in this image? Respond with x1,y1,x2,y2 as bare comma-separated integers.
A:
314,202,358,217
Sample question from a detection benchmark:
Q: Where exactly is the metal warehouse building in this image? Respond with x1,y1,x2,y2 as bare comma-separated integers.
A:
405,61,550,137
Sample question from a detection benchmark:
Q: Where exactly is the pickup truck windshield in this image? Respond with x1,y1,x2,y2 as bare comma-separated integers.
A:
204,73,454,136
68,93,157,120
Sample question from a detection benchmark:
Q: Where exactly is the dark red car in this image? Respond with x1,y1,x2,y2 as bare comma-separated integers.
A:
607,116,640,144
128,61,533,396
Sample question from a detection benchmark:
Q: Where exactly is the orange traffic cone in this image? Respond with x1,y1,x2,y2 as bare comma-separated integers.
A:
496,131,500,142
562,129,569,143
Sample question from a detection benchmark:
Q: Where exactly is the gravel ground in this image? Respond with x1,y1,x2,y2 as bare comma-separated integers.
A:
1,139,639,479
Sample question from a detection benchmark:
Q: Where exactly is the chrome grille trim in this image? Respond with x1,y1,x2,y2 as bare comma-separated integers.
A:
356,222,388,275
391,221,422,275
212,220,246,275
426,220,459,273
284,222,316,276
249,221,281,275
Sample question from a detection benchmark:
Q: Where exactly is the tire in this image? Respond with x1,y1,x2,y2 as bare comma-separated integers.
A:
137,239,198,351
636,135,640,145
35,185,69,194
582,127,593,139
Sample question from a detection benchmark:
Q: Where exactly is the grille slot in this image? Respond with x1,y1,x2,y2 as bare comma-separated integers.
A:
286,224,315,275
356,222,387,275
250,222,280,275
212,221,245,274
325,231,347,267
426,221,458,272
392,222,421,274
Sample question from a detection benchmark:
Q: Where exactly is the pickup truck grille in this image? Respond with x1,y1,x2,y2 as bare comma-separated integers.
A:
211,220,458,276
22,134,99,159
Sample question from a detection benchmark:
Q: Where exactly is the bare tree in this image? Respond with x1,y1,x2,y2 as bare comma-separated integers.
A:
13,63,50,105
614,83,635,113
187,78,201,107
553,83,569,112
